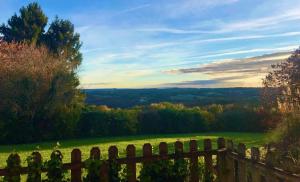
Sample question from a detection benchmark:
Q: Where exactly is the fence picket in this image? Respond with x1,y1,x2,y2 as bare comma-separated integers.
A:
6,153,21,182
71,149,82,182
142,143,152,165
226,138,236,181
217,138,229,182
108,146,119,182
204,139,213,178
250,147,260,182
175,141,184,158
251,147,260,162
159,142,168,160
217,138,226,149
237,143,246,182
227,140,234,151
126,144,136,182
90,147,100,159
29,152,42,182
189,140,199,182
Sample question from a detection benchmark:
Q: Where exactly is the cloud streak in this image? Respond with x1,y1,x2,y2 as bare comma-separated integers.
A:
160,75,253,88
160,51,293,88
115,4,151,15
167,51,291,74
218,10,300,32
159,0,239,18
137,9,300,34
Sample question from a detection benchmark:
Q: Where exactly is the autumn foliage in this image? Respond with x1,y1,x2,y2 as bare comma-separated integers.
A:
262,48,300,173
0,41,84,143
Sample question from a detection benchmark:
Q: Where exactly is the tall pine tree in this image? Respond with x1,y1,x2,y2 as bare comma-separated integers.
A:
0,3,47,44
0,2,82,68
44,17,82,68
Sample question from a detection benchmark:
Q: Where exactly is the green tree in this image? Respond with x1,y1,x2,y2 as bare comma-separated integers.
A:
0,37,84,143
43,18,82,68
0,2,82,68
0,2,84,143
0,2,47,45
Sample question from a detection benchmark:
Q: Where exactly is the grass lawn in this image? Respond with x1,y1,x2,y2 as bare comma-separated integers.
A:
0,132,266,167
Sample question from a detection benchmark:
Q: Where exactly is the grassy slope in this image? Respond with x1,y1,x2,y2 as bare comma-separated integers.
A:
0,132,265,167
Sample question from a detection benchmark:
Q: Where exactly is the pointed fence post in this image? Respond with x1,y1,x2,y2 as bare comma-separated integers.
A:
190,140,199,182
126,145,136,182
71,149,82,182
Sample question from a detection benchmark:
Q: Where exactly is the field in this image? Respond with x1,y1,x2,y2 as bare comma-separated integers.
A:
0,132,266,167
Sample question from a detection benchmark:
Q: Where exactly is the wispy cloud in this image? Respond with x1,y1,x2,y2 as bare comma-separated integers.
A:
167,51,291,74
136,27,215,34
137,9,300,34
130,32,300,52
218,10,300,32
185,33,300,45
181,45,298,61
114,4,151,16
160,0,239,18
159,51,294,88
160,75,253,88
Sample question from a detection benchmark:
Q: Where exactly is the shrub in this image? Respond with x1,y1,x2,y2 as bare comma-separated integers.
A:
3,154,21,182
139,159,189,182
26,152,43,182
44,150,68,182
0,41,84,143
83,158,104,182
266,114,300,174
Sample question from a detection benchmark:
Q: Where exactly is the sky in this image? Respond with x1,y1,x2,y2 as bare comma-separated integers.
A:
1,0,300,88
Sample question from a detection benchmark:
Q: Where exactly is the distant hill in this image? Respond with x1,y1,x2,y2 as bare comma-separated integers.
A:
83,88,261,108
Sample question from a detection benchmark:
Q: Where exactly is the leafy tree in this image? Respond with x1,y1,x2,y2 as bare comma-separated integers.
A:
0,2,47,45
262,48,300,113
263,48,300,173
0,2,82,68
0,41,84,143
0,2,84,143
43,18,82,68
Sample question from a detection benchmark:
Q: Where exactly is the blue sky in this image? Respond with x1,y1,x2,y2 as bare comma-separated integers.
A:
2,0,300,88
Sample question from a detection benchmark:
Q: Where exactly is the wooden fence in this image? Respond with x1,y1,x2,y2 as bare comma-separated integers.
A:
0,138,299,182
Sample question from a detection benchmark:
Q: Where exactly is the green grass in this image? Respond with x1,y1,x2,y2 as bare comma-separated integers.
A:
0,132,266,167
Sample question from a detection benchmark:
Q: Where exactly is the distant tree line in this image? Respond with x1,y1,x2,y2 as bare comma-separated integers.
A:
84,88,260,108
76,103,279,139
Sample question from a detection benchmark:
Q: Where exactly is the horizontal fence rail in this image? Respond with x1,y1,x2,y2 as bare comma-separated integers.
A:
0,138,299,182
